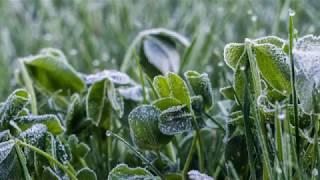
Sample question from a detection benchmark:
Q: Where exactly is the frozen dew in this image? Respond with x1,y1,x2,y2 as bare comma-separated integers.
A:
278,112,286,120
69,49,78,56
218,62,224,67
240,66,246,71
92,59,100,67
188,170,213,180
251,15,257,22
276,167,282,174
106,131,112,137
312,168,318,176
0,140,15,163
289,9,296,16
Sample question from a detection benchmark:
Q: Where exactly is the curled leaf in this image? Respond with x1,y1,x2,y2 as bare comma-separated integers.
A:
108,163,160,180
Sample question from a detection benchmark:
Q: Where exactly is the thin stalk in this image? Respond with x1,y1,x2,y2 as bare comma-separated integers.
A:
191,111,205,173
203,112,225,133
288,11,300,161
15,144,32,180
79,158,88,168
242,62,257,180
182,131,198,177
16,140,77,180
106,131,164,179
19,60,37,115
165,142,176,163
134,50,147,104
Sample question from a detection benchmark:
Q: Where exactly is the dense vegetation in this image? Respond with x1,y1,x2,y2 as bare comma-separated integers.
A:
1,0,320,179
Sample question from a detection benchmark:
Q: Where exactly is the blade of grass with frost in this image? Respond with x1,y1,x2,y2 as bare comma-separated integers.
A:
288,10,300,161
242,62,257,180
245,40,273,179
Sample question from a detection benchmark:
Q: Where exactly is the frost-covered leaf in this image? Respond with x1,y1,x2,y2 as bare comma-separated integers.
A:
128,105,172,150
188,170,213,180
184,71,213,110
152,97,182,111
141,36,180,77
65,94,81,133
0,140,23,179
0,140,15,164
76,168,97,180
254,36,285,48
107,82,124,118
19,124,47,147
108,164,160,180
55,137,71,164
42,166,60,180
153,75,171,98
14,114,65,135
168,73,191,110
294,35,320,114
0,130,10,142
22,48,85,95
85,70,135,86
254,43,291,96
159,105,193,135
118,86,143,102
224,43,245,71
86,78,112,127
0,89,30,127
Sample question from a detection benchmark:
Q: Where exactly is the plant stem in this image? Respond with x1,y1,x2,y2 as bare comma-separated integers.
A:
16,140,77,180
288,11,300,161
182,131,198,177
203,112,225,133
106,131,164,179
191,111,205,172
134,50,147,104
15,144,32,180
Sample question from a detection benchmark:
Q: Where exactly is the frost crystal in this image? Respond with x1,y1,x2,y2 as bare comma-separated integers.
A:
188,170,213,180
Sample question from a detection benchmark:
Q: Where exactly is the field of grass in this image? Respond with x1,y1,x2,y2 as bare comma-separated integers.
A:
0,0,320,179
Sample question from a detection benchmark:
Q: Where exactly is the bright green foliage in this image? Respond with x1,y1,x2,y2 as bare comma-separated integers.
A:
108,164,160,180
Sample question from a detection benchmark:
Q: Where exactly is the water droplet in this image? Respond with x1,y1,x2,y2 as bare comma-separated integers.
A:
278,113,286,120
276,167,282,174
69,49,78,56
312,168,318,176
92,59,100,67
106,131,112,137
251,15,257,22
240,66,246,71
218,62,224,67
289,9,296,16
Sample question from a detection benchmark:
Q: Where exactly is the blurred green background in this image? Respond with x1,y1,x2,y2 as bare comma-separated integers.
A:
0,0,319,100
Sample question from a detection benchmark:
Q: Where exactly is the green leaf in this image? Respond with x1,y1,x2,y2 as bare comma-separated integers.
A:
141,36,180,77
0,140,23,179
254,43,291,96
153,75,171,98
159,105,193,135
108,163,160,180
220,86,236,100
167,73,191,110
76,168,97,180
107,81,124,118
14,114,65,135
86,78,112,128
224,43,245,71
65,94,81,134
67,135,90,163
23,48,85,95
152,97,182,111
254,36,285,48
184,71,213,110
42,167,60,180
128,105,172,150
0,89,30,127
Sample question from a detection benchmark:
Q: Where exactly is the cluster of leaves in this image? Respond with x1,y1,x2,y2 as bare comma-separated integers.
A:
222,31,320,179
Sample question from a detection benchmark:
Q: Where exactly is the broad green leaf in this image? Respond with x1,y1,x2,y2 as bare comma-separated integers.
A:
153,76,171,98
0,89,30,127
254,36,285,47
128,105,172,150
0,140,23,179
23,49,85,95
0,140,15,164
65,94,81,133
254,43,291,96
165,173,184,180
107,82,124,118
141,36,180,77
152,97,182,111
167,73,191,110
86,79,112,128
184,71,213,110
224,43,245,71
14,114,65,135
159,105,193,135
293,35,320,114
108,163,160,180
76,168,97,180
233,53,249,104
